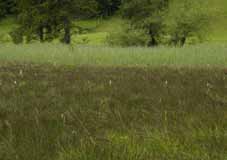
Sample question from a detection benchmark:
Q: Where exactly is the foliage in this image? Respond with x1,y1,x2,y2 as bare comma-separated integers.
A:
165,0,212,46
12,0,98,44
96,0,121,17
0,0,227,45
12,0,57,43
0,0,16,19
107,25,149,47
121,0,169,46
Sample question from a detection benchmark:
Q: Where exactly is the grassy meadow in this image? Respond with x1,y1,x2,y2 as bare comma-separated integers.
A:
0,64,227,160
0,44,227,160
0,43,227,67
0,1,227,160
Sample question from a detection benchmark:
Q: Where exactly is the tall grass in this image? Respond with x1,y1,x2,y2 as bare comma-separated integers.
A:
0,43,227,67
0,65,227,160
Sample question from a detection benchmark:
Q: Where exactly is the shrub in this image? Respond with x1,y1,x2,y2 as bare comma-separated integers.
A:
164,0,211,46
107,25,149,47
9,28,24,44
0,34,11,43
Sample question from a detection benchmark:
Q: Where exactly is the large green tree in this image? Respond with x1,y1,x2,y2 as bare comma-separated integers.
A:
13,0,97,44
121,0,169,46
51,0,97,44
11,0,54,42
165,0,211,46
0,0,16,19
96,0,121,17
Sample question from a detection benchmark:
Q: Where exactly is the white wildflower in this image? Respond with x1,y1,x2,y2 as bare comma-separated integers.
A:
206,82,212,88
61,113,66,123
109,80,112,86
19,69,23,76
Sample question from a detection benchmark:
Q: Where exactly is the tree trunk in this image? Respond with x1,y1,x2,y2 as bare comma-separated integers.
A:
38,26,44,42
148,37,158,47
148,28,158,47
171,33,178,46
63,17,71,44
46,25,52,41
180,37,186,47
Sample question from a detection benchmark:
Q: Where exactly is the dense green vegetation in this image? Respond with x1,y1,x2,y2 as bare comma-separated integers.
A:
0,0,227,45
0,15,227,45
0,64,227,160
0,1,227,160
0,0,16,19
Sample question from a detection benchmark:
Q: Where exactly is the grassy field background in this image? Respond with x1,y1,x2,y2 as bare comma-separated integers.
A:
0,43,227,67
0,1,227,160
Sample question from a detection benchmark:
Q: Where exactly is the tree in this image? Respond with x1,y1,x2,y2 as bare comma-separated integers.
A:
11,0,56,43
0,0,16,19
121,0,169,46
13,0,97,44
96,0,121,17
58,0,98,44
165,0,211,46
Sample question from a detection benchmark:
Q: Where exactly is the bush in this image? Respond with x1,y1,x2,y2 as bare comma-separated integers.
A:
10,29,23,44
164,0,211,46
0,34,11,43
107,26,149,47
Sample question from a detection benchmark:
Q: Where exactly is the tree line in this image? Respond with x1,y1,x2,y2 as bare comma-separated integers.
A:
0,0,213,46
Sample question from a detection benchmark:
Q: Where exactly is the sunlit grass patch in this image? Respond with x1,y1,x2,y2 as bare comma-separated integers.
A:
0,43,227,67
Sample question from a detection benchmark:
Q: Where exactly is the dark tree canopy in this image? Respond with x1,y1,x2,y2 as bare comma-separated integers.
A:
12,0,97,44
5,0,212,46
96,0,121,17
165,0,211,46
121,0,169,46
0,0,16,19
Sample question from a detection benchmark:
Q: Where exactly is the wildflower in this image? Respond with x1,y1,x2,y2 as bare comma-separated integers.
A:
109,80,112,86
19,69,23,76
4,120,11,128
61,113,66,123
206,82,212,88
61,113,65,119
